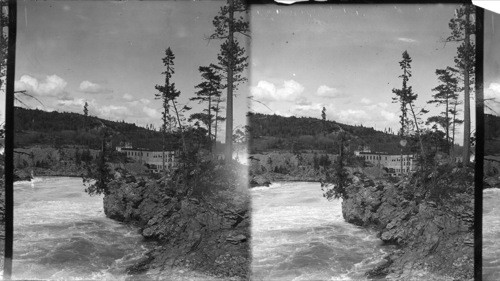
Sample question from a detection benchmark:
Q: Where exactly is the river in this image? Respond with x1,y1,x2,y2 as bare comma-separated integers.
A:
251,182,391,281
483,188,500,281
12,177,153,280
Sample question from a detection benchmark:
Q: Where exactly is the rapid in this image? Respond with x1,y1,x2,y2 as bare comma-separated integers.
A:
251,182,391,281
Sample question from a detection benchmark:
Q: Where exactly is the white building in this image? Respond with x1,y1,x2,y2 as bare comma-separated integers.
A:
358,151,415,176
116,146,177,173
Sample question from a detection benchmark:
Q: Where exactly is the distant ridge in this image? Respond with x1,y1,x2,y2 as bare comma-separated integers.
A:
248,112,404,154
485,113,500,155
14,107,174,150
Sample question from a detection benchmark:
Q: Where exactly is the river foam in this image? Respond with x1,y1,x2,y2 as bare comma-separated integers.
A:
484,188,500,280
12,177,153,280
251,182,390,280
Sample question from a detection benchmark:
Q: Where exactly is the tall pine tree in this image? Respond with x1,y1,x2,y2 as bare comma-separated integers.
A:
155,47,186,169
190,65,223,151
392,51,424,172
427,67,459,155
209,0,249,161
446,4,475,164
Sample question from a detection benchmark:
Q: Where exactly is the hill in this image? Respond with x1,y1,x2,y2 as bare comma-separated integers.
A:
248,112,404,154
485,113,500,156
14,107,177,150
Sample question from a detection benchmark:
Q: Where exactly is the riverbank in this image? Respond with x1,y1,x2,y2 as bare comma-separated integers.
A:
249,151,333,187
103,165,250,280
341,167,474,280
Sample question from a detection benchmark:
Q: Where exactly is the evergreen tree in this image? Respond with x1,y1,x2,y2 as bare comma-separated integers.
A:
321,107,326,136
155,47,187,168
446,4,475,164
190,65,223,150
212,95,226,144
83,101,89,131
209,0,249,161
427,67,459,155
392,51,424,171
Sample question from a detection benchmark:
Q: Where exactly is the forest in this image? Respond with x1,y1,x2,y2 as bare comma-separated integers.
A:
485,113,500,155
14,107,176,151
249,112,424,155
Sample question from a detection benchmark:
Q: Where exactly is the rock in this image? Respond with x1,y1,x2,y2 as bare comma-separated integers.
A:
342,171,473,280
250,175,271,187
226,234,247,244
103,176,250,279
126,255,154,275
142,227,155,239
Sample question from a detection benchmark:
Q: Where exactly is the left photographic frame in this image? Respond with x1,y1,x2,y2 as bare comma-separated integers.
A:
7,0,251,280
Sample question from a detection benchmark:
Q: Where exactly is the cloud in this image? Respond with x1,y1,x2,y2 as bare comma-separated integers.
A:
397,37,417,43
380,110,398,122
123,93,134,101
251,80,305,102
143,106,161,119
295,97,311,106
55,98,131,121
485,82,500,114
290,103,338,120
316,85,341,98
97,105,132,120
79,80,112,94
337,109,369,123
15,74,67,97
488,83,500,94
361,98,372,105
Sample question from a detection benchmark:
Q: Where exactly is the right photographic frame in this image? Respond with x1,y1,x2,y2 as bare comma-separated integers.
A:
248,2,483,280
482,7,500,281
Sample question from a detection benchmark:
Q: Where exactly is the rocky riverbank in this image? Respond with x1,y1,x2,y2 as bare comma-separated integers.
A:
103,169,250,280
341,167,474,280
14,166,85,181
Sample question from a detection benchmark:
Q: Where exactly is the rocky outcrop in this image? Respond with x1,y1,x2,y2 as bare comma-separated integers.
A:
249,174,272,187
103,173,250,279
343,170,474,280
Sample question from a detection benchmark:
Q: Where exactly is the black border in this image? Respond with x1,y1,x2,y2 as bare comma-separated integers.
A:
3,0,15,279
475,5,484,281
248,0,473,5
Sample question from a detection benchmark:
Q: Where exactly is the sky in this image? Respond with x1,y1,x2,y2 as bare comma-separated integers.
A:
250,3,500,145
485,9,500,116
10,0,249,142
0,2,499,144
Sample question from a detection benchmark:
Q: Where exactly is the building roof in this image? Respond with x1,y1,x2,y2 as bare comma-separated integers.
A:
118,147,175,153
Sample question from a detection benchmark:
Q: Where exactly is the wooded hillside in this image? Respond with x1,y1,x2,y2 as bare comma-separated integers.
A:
14,107,176,150
248,112,404,154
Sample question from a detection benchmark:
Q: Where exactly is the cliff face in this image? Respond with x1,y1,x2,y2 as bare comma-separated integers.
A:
342,170,473,280
103,174,250,279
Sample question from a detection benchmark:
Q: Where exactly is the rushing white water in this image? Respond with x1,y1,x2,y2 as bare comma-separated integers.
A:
251,182,391,281
12,177,153,280
484,188,500,281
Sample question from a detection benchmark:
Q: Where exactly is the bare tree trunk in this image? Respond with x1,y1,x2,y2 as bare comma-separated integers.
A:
462,8,471,166
225,0,234,162
445,95,450,155
214,97,220,147
171,99,187,153
208,95,212,152
162,104,166,172
409,102,425,156
451,101,458,153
